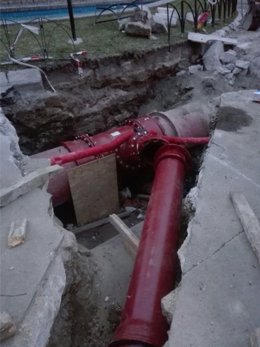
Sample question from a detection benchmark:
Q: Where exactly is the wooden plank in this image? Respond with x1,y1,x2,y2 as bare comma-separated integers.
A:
68,154,119,226
73,208,136,235
188,32,237,45
109,213,140,256
0,165,62,207
230,192,260,264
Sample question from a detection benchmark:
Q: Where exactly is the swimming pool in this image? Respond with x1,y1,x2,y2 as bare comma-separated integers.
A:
0,2,150,22
0,5,99,21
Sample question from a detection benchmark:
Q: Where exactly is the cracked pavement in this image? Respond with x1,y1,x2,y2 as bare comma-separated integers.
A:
167,90,260,347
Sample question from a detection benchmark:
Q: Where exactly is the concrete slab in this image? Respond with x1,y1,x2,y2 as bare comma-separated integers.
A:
0,109,67,347
7,69,44,94
167,90,260,347
170,233,260,347
0,188,63,325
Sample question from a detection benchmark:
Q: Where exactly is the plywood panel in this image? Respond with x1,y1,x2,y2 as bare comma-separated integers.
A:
68,154,119,226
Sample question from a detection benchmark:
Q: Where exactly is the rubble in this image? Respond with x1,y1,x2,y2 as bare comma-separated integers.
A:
220,49,237,64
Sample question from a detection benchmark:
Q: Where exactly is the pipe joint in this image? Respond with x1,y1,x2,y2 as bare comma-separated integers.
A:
154,144,191,171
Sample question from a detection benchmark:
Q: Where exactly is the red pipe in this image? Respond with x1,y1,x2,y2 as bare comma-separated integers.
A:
50,130,133,165
110,144,191,347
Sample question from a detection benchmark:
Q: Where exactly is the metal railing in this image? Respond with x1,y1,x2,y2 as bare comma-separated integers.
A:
166,0,237,44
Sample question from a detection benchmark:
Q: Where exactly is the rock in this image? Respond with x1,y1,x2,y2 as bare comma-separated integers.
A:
151,20,167,34
203,41,224,71
217,66,230,75
118,17,130,31
235,60,250,70
130,8,149,23
225,63,235,71
0,312,16,341
125,21,151,38
220,49,237,64
188,64,203,74
225,72,234,80
233,67,242,75
176,70,187,77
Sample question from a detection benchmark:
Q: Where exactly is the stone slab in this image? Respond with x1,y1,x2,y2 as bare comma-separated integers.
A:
188,32,238,45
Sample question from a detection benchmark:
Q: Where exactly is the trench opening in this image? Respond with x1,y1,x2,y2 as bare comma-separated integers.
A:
2,53,209,346
4,46,250,346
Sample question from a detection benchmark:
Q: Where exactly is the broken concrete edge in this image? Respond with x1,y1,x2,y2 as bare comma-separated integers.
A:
0,312,16,342
1,221,79,347
160,98,219,323
161,134,212,323
0,164,62,207
161,89,259,339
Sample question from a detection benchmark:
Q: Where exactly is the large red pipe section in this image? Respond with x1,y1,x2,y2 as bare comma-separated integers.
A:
33,110,209,207
110,144,190,347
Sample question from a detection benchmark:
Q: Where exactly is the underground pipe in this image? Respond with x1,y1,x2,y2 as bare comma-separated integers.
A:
33,110,209,206
109,144,191,347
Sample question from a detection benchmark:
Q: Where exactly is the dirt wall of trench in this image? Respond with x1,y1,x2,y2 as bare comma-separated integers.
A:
1,42,198,154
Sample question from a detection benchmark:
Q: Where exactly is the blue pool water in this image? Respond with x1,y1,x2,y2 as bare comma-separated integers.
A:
0,5,105,21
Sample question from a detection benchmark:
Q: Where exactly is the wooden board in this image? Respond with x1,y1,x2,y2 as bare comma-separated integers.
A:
188,32,237,45
68,154,119,226
109,214,139,257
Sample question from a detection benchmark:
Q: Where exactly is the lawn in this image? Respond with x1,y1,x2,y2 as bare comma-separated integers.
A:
0,3,235,62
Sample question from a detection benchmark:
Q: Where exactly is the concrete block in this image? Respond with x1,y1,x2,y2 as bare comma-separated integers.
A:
236,59,250,70
7,69,44,94
217,66,231,74
0,312,16,341
203,41,224,71
220,49,237,64
188,64,203,74
8,219,28,248
233,66,242,75
125,21,151,38
225,63,235,71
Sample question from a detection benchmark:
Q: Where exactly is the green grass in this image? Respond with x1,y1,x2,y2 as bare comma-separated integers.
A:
0,5,236,63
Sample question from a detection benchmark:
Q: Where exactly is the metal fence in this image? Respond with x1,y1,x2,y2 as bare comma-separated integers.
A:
166,0,237,44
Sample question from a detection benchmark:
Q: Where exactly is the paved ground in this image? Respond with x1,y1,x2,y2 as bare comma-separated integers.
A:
0,108,71,347
166,90,260,347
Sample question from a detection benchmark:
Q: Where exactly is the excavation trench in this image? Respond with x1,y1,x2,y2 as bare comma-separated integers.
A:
1,42,247,347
